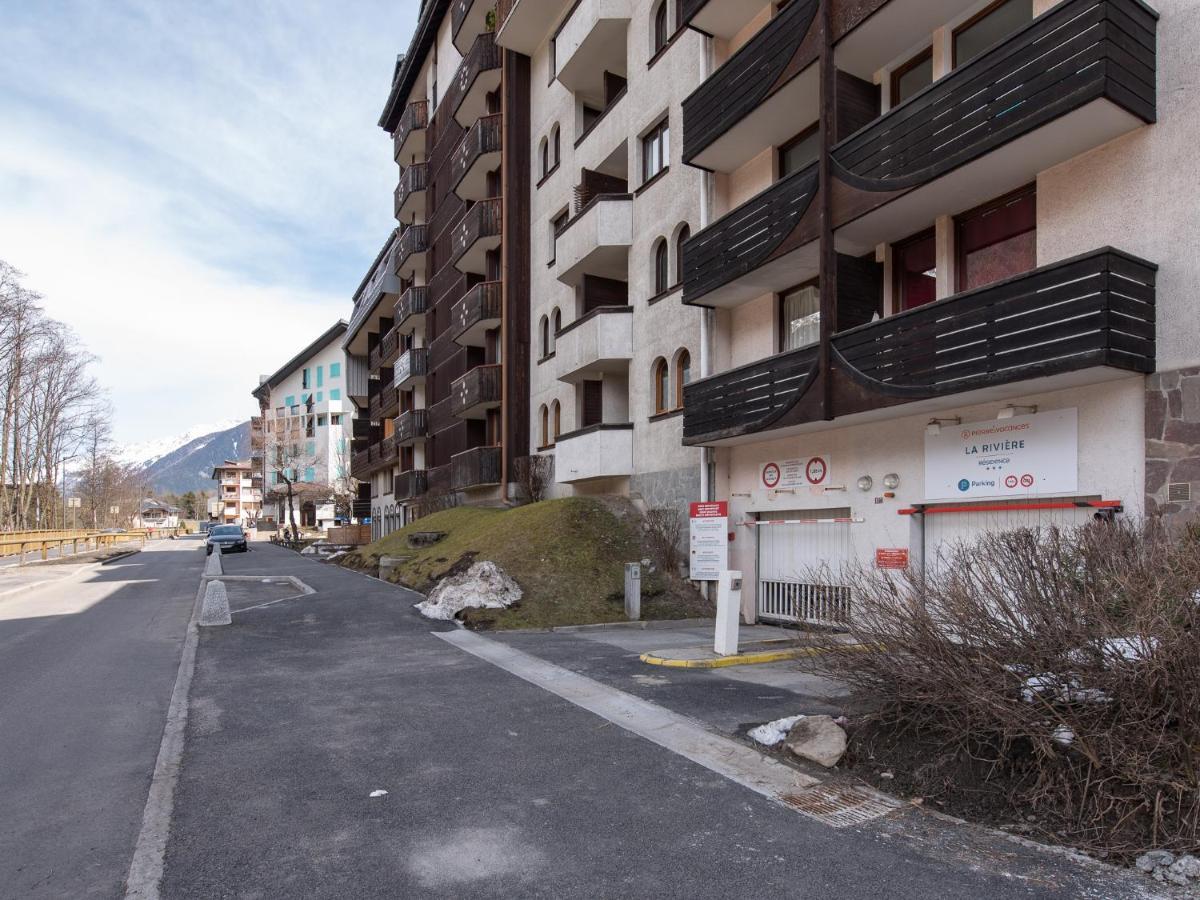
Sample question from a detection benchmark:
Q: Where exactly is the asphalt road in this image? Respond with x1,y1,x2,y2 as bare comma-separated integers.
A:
161,544,1166,900
0,540,201,899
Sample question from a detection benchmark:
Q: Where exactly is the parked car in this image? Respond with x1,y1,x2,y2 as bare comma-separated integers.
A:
206,524,248,555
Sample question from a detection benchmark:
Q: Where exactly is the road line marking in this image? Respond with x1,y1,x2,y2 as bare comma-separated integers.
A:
123,572,205,899
433,630,839,816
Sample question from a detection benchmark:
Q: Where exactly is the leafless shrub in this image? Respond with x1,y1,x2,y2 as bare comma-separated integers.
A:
412,482,460,521
805,519,1200,856
512,455,552,504
643,507,684,576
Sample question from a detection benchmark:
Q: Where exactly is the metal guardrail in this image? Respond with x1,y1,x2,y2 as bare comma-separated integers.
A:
0,527,182,565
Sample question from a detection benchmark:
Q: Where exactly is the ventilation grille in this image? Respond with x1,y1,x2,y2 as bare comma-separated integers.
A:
1168,483,1193,503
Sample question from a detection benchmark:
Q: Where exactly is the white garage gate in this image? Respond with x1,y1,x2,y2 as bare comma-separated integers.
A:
755,508,857,627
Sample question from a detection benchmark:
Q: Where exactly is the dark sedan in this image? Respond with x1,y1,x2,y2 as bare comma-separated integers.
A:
206,524,248,555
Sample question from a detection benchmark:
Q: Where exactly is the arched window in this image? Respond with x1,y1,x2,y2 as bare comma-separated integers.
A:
539,137,549,177
653,238,669,295
539,404,549,447
551,308,562,350
652,1,669,54
675,224,690,285
552,400,561,440
674,349,691,410
653,357,670,414
551,124,561,169
540,315,550,357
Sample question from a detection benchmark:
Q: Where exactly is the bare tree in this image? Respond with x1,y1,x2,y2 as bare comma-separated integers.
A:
265,414,327,540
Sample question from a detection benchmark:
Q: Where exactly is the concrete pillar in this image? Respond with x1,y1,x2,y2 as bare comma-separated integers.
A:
935,214,956,300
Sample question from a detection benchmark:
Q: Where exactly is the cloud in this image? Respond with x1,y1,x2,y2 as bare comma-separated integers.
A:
0,0,418,447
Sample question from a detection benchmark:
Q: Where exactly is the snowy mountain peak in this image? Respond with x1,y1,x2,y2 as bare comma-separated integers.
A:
117,419,244,468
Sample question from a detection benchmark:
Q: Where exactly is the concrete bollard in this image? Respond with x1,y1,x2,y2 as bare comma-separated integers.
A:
204,550,222,577
624,562,641,621
199,579,232,627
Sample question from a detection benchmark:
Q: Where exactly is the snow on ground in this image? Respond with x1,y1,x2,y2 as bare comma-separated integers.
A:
748,715,806,747
414,561,522,621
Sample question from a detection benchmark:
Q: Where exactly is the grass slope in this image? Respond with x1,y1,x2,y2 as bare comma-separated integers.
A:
343,497,712,629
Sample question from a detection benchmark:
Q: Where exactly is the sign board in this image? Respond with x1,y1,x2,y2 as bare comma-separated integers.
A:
760,456,831,490
875,548,910,570
924,409,1078,501
689,501,729,582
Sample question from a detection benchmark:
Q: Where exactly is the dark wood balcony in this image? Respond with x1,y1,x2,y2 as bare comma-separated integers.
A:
394,285,429,333
393,162,427,222
394,224,428,280
833,0,1155,206
450,198,502,275
445,31,501,129
451,365,502,420
392,100,428,165
682,0,818,172
350,435,399,479
368,328,400,373
683,248,1156,445
368,383,399,422
682,164,818,308
352,418,374,441
451,281,502,346
394,409,428,447
451,0,491,54
395,347,429,390
451,445,502,491
449,113,503,202
394,469,429,501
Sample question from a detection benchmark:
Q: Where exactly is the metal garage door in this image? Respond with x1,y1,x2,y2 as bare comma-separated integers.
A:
756,508,854,627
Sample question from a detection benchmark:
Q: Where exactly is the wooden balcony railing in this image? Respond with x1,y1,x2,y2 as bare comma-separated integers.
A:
450,198,502,270
451,365,502,419
832,0,1156,193
393,162,427,220
392,100,428,163
395,347,429,388
444,32,501,123
394,409,428,446
368,383,399,422
350,435,399,479
495,0,515,31
449,113,503,196
394,469,429,501
681,0,819,165
394,224,428,276
682,164,818,305
395,285,429,331
451,445,502,490
451,281,502,344
368,328,400,373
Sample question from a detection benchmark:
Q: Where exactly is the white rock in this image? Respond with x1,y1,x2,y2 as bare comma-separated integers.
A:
1169,855,1200,880
369,789,388,798
748,715,805,747
784,715,848,768
414,561,522,621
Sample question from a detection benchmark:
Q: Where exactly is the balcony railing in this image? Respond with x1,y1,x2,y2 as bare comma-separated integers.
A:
350,436,399,479
394,224,428,278
368,384,398,422
681,0,818,167
444,31,501,127
682,164,818,306
682,344,819,444
451,281,502,346
352,499,372,519
451,365,502,419
394,469,429,501
393,100,428,163
451,445,502,490
832,0,1156,193
394,409,429,446
395,347,429,389
368,328,401,373
393,162,427,221
449,113,503,201
450,198,502,273
395,285,429,331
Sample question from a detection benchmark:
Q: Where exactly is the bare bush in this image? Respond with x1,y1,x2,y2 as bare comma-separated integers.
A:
643,507,684,576
512,455,552,504
805,520,1200,856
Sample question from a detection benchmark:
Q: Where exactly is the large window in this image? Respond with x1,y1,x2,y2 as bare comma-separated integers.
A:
892,229,938,311
891,46,932,107
953,0,1033,68
779,125,819,177
955,184,1036,293
641,118,669,184
780,282,821,351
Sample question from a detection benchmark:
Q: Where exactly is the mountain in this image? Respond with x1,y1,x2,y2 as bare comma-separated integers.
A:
120,420,251,495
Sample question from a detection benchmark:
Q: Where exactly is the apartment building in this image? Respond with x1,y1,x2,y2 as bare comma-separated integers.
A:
677,0,1190,624
252,321,354,529
498,0,706,513
348,0,532,539
210,460,262,526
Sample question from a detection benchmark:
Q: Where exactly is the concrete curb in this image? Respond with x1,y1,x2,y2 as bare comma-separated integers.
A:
639,644,868,669
499,616,716,635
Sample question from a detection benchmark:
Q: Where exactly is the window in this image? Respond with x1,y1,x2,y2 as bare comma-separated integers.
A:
653,238,669,295
675,225,690,284
304,467,316,483
552,400,561,440
780,282,821,351
540,316,551,357
329,362,341,378
316,366,324,388
893,229,938,311
652,1,669,54
891,47,932,107
329,388,341,401
954,0,1032,68
779,125,820,177
331,414,342,425
317,414,327,427
540,405,550,447
653,358,670,414
955,184,1036,293
285,395,295,408
540,137,550,177
551,125,560,170
316,392,323,403
302,369,310,389
552,308,561,347
674,349,690,409
641,118,669,184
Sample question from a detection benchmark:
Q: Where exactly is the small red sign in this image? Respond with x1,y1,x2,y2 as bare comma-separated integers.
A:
690,501,728,518
762,463,781,489
1020,473,1035,488
1005,475,1020,489
805,456,828,485
875,548,910,570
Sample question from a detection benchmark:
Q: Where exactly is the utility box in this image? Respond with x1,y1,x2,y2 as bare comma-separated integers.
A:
714,570,743,656
624,562,641,621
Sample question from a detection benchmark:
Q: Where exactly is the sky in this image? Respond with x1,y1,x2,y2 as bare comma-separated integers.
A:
0,0,420,449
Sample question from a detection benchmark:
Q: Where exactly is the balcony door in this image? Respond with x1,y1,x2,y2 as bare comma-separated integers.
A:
893,229,937,311
956,185,1036,293
780,281,821,352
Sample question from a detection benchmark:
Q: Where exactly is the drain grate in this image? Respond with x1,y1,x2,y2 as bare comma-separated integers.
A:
778,784,902,828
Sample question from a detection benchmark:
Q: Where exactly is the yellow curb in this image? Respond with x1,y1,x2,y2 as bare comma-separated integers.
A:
639,644,869,669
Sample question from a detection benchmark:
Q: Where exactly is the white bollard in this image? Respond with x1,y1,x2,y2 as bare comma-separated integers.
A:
199,579,232,627
204,550,222,577
714,570,743,657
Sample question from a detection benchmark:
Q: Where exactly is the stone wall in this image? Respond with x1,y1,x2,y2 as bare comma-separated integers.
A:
1146,366,1200,523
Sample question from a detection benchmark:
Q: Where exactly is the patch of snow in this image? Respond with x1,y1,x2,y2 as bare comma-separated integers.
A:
369,789,388,798
748,714,806,747
414,561,522,621
1052,724,1075,747
1022,673,1109,705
